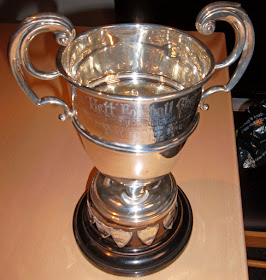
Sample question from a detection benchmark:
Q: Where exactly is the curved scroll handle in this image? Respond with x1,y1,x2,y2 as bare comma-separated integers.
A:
196,1,255,110
8,13,76,120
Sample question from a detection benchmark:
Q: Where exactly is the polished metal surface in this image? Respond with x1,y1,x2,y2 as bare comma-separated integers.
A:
57,24,214,96
77,114,198,180
196,1,255,110
90,172,177,227
87,171,178,248
9,13,76,121
8,1,255,258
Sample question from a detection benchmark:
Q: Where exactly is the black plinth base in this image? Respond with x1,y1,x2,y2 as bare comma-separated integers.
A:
73,187,193,277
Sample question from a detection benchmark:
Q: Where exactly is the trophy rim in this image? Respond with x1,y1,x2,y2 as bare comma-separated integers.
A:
56,23,216,102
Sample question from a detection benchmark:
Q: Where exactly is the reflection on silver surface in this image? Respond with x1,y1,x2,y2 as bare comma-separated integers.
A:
87,171,178,248
137,224,159,246
95,217,112,238
59,25,213,91
111,229,133,248
9,2,255,253
89,172,177,227
163,206,177,230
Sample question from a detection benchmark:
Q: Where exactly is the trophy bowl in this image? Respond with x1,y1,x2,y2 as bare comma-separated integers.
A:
9,1,254,276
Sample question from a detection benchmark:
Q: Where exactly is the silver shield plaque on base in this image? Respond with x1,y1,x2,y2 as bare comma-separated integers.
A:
9,1,254,276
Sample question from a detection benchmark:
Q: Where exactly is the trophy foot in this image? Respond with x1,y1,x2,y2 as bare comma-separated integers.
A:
73,174,192,276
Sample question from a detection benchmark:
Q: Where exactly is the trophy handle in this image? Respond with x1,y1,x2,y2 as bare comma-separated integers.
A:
9,13,76,120
196,2,255,110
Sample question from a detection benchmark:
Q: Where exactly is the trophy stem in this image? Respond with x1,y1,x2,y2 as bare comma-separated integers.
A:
122,184,149,204
73,171,193,276
113,177,163,204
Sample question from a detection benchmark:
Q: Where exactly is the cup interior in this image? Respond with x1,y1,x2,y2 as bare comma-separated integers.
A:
58,24,214,97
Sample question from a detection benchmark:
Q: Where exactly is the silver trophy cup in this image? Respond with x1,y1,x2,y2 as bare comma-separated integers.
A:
9,2,254,276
